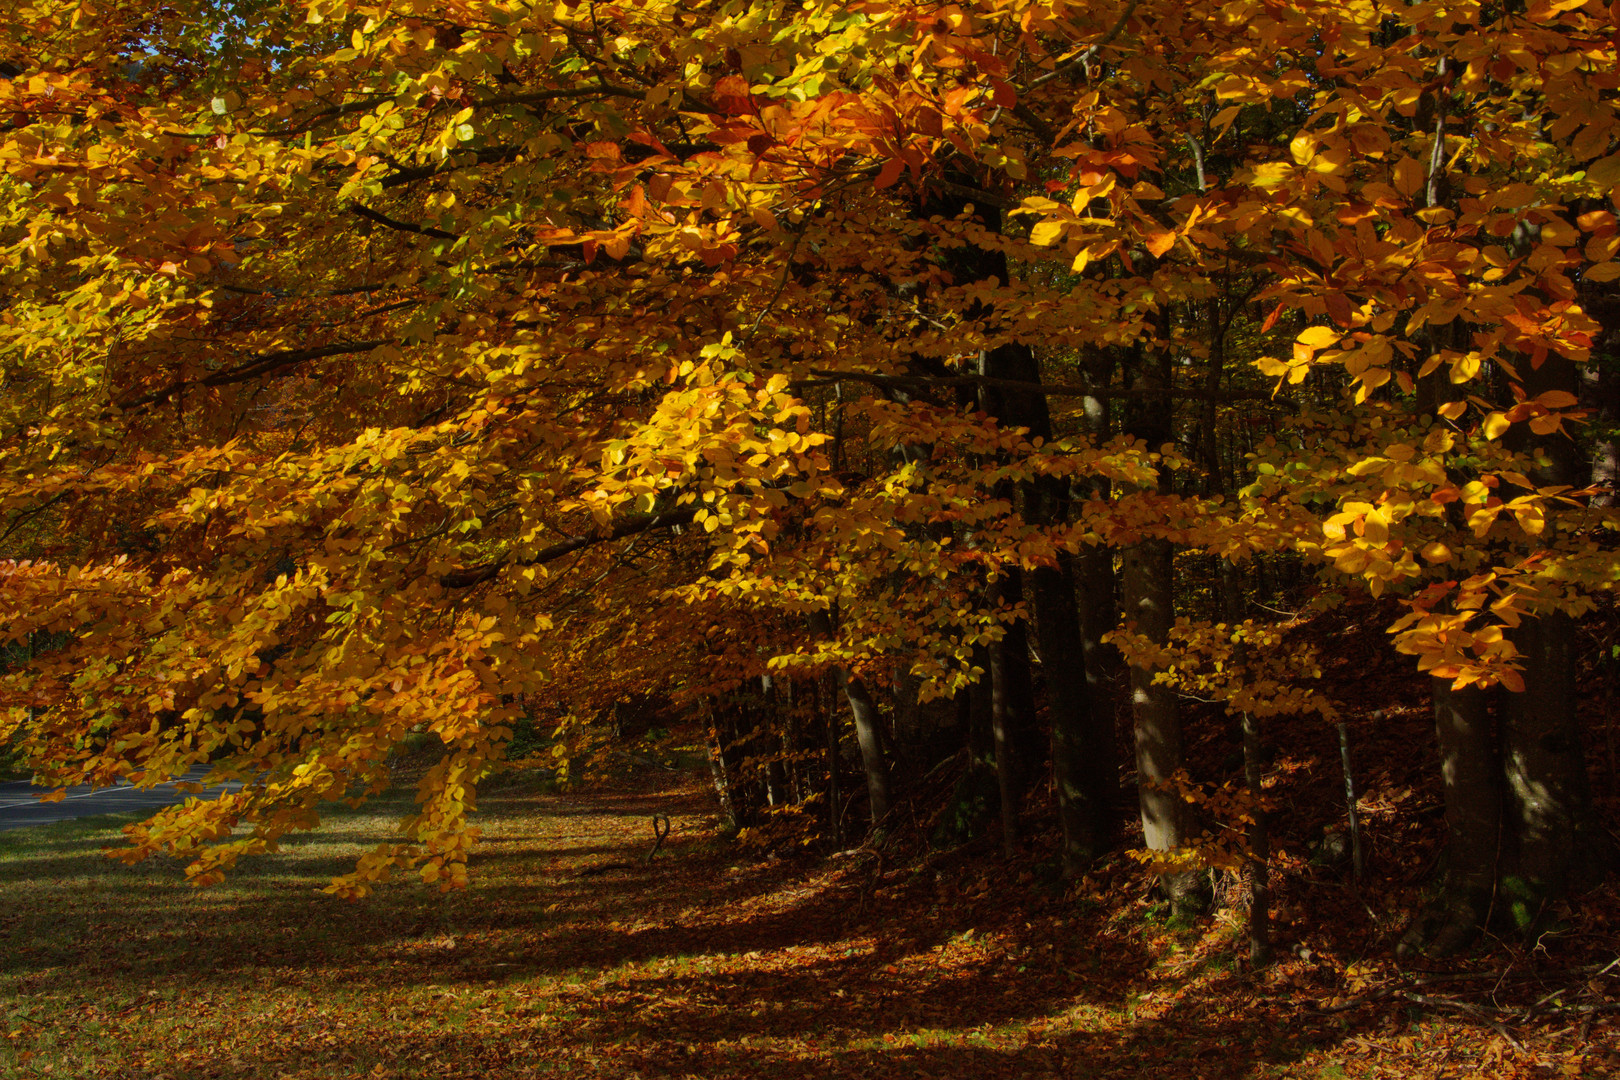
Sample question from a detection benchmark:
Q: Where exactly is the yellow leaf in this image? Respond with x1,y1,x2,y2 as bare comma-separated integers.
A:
1210,105,1241,136
1392,157,1424,199
1296,325,1340,350
1584,262,1620,282
1588,154,1620,189
1437,400,1467,421
1029,220,1065,247
1481,413,1511,440
1346,457,1388,476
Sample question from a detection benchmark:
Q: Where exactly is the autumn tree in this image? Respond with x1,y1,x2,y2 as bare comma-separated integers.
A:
0,0,1615,957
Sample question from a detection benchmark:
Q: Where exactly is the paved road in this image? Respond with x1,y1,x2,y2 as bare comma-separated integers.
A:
0,766,243,831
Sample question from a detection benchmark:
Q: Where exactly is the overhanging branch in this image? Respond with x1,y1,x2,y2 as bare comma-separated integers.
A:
794,369,1287,403
351,204,461,241
115,340,393,412
438,506,700,589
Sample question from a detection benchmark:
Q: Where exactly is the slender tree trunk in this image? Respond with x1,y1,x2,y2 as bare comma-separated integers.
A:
1241,707,1271,965
988,572,1035,857
707,705,740,826
1034,549,1116,873
809,609,889,836
1224,562,1270,964
1076,541,1120,748
760,674,787,807
1119,334,1200,910
1123,537,1197,907
823,673,843,846
1019,359,1116,872
839,669,891,829
1074,346,1122,817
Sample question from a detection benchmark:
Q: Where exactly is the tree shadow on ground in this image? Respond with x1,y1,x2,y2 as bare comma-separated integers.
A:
3,768,1606,1080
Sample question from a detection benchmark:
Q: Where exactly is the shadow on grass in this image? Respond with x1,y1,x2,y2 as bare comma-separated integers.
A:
0,768,1558,1080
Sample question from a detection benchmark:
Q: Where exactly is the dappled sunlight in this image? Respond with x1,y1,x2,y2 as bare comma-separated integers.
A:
7,766,1609,1079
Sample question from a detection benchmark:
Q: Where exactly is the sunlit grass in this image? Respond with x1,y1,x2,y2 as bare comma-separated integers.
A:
1,771,1612,1080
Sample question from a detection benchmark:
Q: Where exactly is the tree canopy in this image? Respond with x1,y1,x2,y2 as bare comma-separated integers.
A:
2,0,1616,938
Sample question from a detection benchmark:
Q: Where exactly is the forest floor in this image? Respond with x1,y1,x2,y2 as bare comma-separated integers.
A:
1,720,1616,1080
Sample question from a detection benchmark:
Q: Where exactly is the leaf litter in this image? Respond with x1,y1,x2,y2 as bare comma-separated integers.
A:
0,751,1614,1080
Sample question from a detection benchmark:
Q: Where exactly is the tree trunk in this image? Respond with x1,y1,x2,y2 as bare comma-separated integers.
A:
1498,350,1610,918
809,609,889,837
1074,346,1122,815
1401,679,1499,956
1034,549,1117,874
1241,707,1271,966
760,674,787,807
1075,540,1121,775
1501,613,1608,911
707,705,741,826
988,575,1036,857
823,673,843,846
1123,537,1199,908
839,669,891,830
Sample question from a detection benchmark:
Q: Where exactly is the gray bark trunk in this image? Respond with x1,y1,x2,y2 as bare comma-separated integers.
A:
708,707,740,826
1123,537,1198,906
839,670,891,828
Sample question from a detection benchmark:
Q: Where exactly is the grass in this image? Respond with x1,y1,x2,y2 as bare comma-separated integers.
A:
1,767,1615,1080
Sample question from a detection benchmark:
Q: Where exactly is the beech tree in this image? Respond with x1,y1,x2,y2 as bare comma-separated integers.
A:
1,0,1615,952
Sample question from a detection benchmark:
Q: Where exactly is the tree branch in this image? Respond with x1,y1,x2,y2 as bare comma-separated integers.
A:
1026,0,1141,91
478,82,643,108
115,340,393,411
351,204,460,240
379,146,524,189
793,369,1287,403
438,506,700,589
